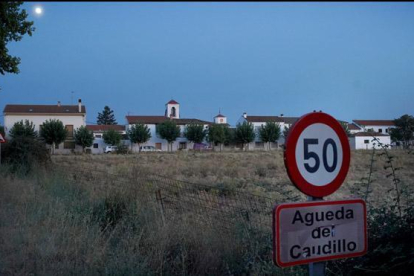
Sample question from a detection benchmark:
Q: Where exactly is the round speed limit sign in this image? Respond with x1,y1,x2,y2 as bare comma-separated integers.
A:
284,112,351,198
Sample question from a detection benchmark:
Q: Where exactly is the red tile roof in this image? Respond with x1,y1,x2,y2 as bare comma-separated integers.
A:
126,116,211,125
174,119,212,125
215,114,226,118
167,100,179,104
348,123,361,130
3,104,86,114
126,116,168,124
245,116,299,124
353,120,395,126
86,125,125,132
352,132,389,137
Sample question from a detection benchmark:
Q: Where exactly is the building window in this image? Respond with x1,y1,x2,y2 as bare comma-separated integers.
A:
65,125,74,138
364,140,369,144
64,141,76,149
95,134,102,138
155,143,162,150
385,128,389,133
93,143,98,149
171,107,176,117
179,142,186,150
220,119,223,123
378,128,382,133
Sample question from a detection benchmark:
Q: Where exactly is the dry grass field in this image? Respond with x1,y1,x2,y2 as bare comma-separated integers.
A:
52,149,414,205
0,149,413,275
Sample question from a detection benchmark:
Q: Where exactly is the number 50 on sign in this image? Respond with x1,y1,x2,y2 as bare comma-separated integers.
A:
284,112,351,198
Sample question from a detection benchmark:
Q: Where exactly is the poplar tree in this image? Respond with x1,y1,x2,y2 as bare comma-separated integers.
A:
127,124,151,152
235,122,255,151
184,123,206,144
40,119,67,154
74,126,94,153
156,120,181,152
259,122,281,150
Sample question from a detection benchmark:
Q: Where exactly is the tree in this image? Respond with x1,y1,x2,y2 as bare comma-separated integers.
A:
207,124,231,151
0,2,35,77
393,114,414,149
184,123,206,145
9,120,37,139
283,125,291,140
340,122,351,136
97,106,117,125
389,128,403,146
0,124,4,137
103,129,122,146
74,126,94,153
127,124,151,152
40,119,67,154
259,122,281,150
234,122,255,151
156,120,181,152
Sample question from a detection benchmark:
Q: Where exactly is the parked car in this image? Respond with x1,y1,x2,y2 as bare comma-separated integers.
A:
193,143,212,151
104,145,118,153
140,145,161,152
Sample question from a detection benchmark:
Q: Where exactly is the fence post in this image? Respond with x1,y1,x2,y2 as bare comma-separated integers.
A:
156,189,166,226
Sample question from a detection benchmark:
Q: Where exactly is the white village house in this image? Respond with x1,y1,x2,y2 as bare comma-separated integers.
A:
352,120,396,134
3,100,86,154
348,132,391,150
125,100,213,152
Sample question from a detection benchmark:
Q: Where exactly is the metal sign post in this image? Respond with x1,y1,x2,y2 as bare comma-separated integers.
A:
274,112,367,273
308,196,326,276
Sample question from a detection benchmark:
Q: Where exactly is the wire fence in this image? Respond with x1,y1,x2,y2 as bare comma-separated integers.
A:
58,164,282,231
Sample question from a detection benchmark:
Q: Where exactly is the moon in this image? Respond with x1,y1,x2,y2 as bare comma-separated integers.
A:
34,6,43,15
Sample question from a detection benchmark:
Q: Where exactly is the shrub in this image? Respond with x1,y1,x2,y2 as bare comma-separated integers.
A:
116,144,129,154
1,136,50,174
92,195,129,231
9,119,37,139
327,204,414,275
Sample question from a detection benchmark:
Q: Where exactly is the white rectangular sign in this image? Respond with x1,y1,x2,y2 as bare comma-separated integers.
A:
273,199,367,267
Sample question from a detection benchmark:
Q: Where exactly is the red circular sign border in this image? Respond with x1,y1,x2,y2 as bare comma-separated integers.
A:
284,112,351,198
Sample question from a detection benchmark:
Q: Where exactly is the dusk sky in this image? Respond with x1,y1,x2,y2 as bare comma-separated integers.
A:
1,2,414,126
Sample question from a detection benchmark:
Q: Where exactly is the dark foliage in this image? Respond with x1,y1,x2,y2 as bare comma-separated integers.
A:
327,205,414,275
1,136,50,174
0,1,35,77
92,195,128,231
97,106,117,125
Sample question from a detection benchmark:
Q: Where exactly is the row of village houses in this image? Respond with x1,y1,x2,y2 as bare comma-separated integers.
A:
2,99,395,154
